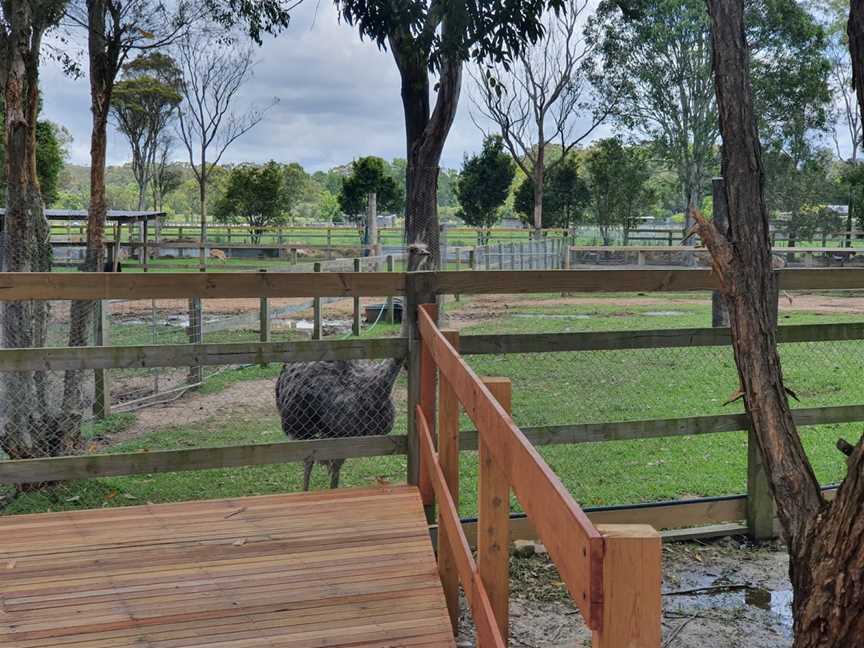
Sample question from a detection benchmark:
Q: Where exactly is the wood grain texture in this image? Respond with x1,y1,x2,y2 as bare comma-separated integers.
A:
416,406,505,648
0,268,861,301
478,378,513,644
591,525,662,648
0,486,455,647
418,305,604,631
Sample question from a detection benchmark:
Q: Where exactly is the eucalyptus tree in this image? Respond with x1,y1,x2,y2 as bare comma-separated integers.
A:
693,2,864,643
333,0,565,269
470,0,612,236
0,0,68,460
587,0,830,231
110,52,183,210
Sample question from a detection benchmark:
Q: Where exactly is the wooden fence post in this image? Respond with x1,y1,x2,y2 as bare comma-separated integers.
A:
469,248,476,273
93,300,111,420
259,269,270,367
353,258,362,336
405,275,437,508
418,302,439,521
438,329,461,633
479,377,512,645
313,262,322,340
591,525,662,648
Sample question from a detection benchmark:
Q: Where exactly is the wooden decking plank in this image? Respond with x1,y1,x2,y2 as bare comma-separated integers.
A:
0,486,454,648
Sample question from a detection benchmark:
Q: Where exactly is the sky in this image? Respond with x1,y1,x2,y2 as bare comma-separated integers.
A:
41,2,612,173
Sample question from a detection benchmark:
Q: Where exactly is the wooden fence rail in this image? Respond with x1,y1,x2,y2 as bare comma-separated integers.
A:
2,268,864,300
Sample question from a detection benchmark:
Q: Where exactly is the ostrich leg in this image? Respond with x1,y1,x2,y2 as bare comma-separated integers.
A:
302,459,314,491
328,459,345,489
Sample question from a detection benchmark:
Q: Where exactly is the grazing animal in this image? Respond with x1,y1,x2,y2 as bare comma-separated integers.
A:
275,359,403,489
209,248,227,262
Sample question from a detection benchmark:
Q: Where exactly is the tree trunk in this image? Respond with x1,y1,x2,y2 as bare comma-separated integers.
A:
62,1,116,441
533,149,545,239
0,5,56,462
696,3,864,646
199,154,207,271
391,30,461,271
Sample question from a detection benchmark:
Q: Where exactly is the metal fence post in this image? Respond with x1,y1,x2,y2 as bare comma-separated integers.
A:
187,297,203,386
259,269,271,367
93,300,112,420
353,257,361,336
386,255,396,323
313,262,322,340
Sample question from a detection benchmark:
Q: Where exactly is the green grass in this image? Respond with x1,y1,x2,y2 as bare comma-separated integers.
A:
4,293,862,519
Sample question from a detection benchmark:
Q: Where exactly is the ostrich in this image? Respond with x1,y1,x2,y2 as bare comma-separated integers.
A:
275,242,431,490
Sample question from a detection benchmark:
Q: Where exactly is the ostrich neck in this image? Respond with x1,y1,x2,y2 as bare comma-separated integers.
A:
378,358,405,390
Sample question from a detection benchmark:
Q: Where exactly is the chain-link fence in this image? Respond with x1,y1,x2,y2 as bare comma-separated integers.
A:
2,275,862,519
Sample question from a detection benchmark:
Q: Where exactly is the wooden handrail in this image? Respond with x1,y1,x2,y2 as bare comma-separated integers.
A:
417,304,605,631
417,304,663,647
417,405,506,648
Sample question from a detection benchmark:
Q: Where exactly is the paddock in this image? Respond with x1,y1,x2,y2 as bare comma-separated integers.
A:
1,268,863,646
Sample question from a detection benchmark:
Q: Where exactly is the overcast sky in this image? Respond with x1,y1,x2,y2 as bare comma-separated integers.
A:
42,2,607,172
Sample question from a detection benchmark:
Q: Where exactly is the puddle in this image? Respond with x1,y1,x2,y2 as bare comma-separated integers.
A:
666,584,793,638
644,310,685,316
512,313,592,320
293,319,351,335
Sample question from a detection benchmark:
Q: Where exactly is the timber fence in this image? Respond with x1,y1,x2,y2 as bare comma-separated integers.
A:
0,268,862,542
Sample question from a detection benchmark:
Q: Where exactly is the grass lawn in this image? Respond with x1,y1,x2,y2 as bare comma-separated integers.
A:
4,292,862,521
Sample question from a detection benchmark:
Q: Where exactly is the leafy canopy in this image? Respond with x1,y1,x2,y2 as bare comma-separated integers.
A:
333,0,566,70
338,157,403,221
514,156,589,228
213,161,303,234
584,138,655,240
455,136,515,233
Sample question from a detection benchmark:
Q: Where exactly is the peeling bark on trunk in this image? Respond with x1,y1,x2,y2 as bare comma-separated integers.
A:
696,2,864,645
62,0,122,438
0,1,65,462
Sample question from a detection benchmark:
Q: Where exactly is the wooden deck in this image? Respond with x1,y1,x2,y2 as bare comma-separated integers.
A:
0,485,456,647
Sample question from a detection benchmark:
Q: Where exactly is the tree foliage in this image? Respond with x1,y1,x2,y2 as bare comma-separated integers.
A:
584,138,654,244
213,161,303,240
587,0,830,222
110,52,183,209
455,136,515,241
337,156,402,222
514,155,589,229
0,115,67,208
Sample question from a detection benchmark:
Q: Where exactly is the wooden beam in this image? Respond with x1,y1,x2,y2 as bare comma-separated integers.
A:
2,268,862,301
0,435,407,484
0,338,407,372
417,403,506,648
438,330,461,632
591,525,662,648
479,378,513,644
459,322,864,355
0,272,405,300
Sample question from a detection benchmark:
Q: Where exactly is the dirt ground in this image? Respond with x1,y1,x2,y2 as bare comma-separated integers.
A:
456,537,793,648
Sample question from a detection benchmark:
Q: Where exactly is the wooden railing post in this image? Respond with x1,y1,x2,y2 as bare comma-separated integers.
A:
438,329,461,632
418,303,439,521
479,377,512,645
385,255,396,323
592,525,662,648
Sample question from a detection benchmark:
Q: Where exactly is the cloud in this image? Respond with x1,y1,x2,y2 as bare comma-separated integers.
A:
39,2,611,172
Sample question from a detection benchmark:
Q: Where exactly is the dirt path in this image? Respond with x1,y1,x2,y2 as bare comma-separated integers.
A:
112,378,278,443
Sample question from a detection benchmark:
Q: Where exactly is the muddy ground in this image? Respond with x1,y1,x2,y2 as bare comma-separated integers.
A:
456,537,793,648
